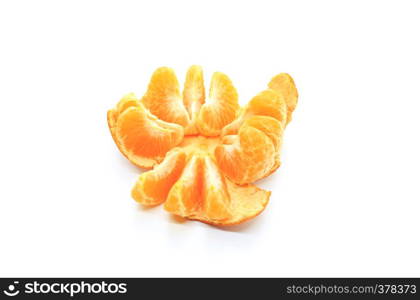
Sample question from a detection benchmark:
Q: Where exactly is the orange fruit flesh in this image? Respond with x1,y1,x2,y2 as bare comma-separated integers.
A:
164,153,232,222
197,72,239,136
221,89,287,137
242,116,284,177
132,148,187,206
164,151,270,226
183,65,205,135
108,96,184,169
107,67,298,226
215,125,276,185
268,73,298,124
141,67,190,127
107,93,139,129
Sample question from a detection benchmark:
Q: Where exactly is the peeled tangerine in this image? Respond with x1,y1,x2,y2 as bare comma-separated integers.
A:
107,66,298,226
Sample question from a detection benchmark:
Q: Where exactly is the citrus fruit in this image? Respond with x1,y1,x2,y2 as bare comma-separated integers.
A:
141,67,190,128
221,89,287,137
107,93,184,168
107,66,298,226
268,73,298,123
215,115,284,185
164,153,270,225
183,65,205,135
196,72,239,136
132,148,187,206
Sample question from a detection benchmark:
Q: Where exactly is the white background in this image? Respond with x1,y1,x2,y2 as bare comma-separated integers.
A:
1,0,419,277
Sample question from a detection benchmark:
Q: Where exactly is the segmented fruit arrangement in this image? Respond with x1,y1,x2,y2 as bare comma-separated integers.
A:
107,66,298,226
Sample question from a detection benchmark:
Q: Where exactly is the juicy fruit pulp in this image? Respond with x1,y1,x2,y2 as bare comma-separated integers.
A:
108,66,298,226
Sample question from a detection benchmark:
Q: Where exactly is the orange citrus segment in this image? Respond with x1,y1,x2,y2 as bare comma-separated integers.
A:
116,92,141,115
165,153,232,222
164,153,269,225
164,154,204,217
201,155,232,221
111,104,184,168
183,65,205,135
108,93,140,129
243,115,283,176
221,89,287,137
243,116,283,151
268,73,298,123
132,148,187,206
141,67,190,127
215,124,276,185
197,72,239,136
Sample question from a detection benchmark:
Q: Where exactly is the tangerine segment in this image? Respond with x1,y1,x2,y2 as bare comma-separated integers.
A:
268,73,298,123
197,72,239,136
164,153,270,226
221,89,287,137
243,116,284,152
164,154,232,222
113,105,184,168
164,154,204,217
108,93,141,129
243,116,284,176
183,65,205,135
132,148,187,206
107,94,157,168
141,67,190,127
201,155,232,220
215,125,276,185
